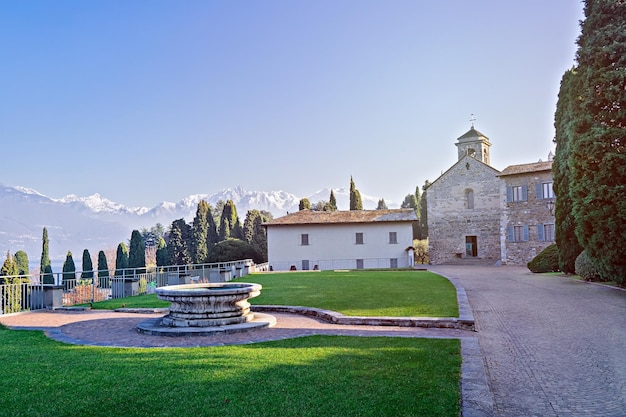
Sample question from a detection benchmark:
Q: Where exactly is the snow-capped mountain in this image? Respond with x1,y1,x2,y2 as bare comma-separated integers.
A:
0,183,391,266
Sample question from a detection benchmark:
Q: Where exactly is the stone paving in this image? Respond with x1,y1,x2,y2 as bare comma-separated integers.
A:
431,265,626,417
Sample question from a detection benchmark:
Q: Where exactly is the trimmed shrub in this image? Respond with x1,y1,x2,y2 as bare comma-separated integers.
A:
527,244,560,273
574,250,603,282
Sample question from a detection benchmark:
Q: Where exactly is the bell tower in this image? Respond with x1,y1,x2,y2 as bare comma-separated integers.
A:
455,120,492,165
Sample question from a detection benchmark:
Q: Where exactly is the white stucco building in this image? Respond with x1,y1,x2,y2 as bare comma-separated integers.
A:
264,209,417,271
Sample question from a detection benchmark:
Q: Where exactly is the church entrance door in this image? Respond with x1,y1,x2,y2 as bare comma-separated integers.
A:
465,236,478,257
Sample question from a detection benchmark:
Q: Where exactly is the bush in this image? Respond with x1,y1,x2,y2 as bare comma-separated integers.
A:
527,244,560,273
574,250,603,282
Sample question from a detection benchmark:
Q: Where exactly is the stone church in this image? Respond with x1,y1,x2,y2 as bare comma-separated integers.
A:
426,125,555,265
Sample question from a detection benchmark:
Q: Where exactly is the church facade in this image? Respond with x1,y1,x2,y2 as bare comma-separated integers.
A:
426,126,555,265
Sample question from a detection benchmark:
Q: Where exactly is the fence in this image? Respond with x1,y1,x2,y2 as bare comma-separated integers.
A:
0,259,256,314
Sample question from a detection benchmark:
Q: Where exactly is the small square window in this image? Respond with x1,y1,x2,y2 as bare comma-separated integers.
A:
355,232,364,245
301,234,309,246
390,258,398,268
389,232,397,244
356,259,364,269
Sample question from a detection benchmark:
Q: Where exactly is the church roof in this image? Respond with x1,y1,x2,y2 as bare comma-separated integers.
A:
499,161,553,176
457,126,489,141
264,209,417,226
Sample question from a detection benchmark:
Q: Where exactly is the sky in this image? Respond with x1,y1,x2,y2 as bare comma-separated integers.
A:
0,0,584,208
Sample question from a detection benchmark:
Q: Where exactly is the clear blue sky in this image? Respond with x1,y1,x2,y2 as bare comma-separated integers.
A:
0,0,583,208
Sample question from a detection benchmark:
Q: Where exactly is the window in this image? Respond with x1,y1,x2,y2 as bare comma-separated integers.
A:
301,234,309,246
538,224,555,242
508,225,529,242
355,232,364,245
507,185,528,202
390,258,398,268
537,182,555,199
302,260,310,270
389,232,397,244
465,189,474,209
356,259,364,269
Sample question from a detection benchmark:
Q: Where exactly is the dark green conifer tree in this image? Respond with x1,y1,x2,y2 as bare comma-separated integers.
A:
156,237,169,267
219,200,243,240
553,68,584,273
115,242,129,277
349,176,363,210
40,227,54,284
329,190,338,211
128,230,146,273
80,249,94,279
377,198,388,210
1,251,18,277
97,250,109,278
569,0,626,283
191,201,211,264
168,219,192,266
62,251,76,285
14,250,29,277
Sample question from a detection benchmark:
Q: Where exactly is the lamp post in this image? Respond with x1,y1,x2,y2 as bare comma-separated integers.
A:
547,200,555,215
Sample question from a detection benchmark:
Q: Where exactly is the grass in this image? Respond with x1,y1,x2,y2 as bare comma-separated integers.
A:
89,270,459,317
0,327,461,417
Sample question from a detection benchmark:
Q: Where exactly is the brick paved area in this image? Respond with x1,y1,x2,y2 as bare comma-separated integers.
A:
431,265,626,417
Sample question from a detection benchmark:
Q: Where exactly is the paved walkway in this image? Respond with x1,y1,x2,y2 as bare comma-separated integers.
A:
431,265,626,417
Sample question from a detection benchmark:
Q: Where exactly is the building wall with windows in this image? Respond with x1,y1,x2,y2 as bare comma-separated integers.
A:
426,126,555,266
426,154,503,264
265,209,416,271
499,162,555,265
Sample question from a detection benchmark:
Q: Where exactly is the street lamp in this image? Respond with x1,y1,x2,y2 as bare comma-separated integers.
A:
547,200,555,215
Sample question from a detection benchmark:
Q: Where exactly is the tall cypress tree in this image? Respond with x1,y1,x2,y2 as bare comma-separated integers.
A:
80,249,94,279
115,242,129,276
420,180,430,239
40,227,54,284
191,201,210,264
1,251,17,277
329,190,337,211
219,200,243,240
569,0,626,283
97,250,109,278
553,68,584,273
377,198,388,210
128,230,146,273
349,176,363,210
62,251,76,285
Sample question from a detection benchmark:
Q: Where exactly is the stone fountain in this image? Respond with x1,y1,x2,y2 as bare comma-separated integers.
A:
136,282,275,336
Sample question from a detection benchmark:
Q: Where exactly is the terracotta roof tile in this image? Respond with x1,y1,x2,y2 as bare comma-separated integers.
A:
264,209,417,226
499,161,553,176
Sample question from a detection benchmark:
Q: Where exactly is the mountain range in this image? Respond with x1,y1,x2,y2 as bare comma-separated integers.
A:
0,184,392,264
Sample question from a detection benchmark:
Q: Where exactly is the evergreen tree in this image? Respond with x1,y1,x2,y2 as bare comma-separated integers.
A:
191,201,211,264
81,249,94,279
401,193,418,209
40,227,54,284
377,198,388,210
168,219,192,266
62,251,76,285
97,250,109,278
349,176,363,210
420,180,430,239
128,230,146,273
1,251,18,277
329,190,337,211
553,68,584,273
299,198,311,211
219,200,243,240
115,242,129,276
569,0,626,283
243,209,268,262
156,237,169,267
14,250,29,276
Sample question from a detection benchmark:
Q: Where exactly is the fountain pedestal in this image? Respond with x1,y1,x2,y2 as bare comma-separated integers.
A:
136,282,275,336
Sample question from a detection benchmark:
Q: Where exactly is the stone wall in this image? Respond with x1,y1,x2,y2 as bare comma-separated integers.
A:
427,156,503,264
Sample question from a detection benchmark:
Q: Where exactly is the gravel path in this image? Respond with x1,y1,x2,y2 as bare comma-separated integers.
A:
431,265,626,417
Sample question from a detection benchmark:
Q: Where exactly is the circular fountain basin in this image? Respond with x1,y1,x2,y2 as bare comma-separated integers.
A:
137,282,275,336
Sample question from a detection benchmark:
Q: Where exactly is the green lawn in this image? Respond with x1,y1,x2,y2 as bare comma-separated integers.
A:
90,270,459,317
0,325,461,417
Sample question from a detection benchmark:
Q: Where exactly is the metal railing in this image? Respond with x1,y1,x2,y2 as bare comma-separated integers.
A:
0,259,256,314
